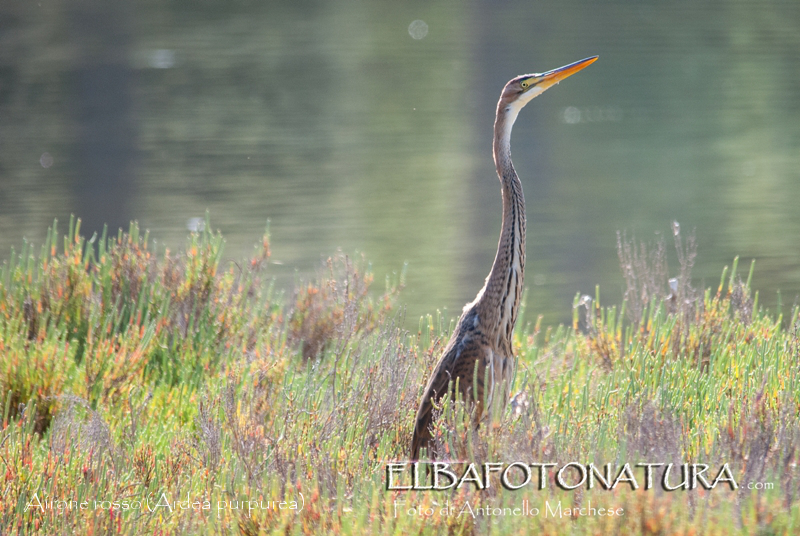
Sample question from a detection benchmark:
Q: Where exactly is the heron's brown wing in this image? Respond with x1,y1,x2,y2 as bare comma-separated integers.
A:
410,334,491,459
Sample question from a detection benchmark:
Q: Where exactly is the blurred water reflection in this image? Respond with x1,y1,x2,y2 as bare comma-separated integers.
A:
1,0,798,326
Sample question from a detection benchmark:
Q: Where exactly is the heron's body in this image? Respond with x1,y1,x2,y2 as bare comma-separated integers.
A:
411,56,597,460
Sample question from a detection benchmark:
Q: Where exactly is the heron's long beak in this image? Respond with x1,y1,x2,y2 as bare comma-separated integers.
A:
534,56,598,90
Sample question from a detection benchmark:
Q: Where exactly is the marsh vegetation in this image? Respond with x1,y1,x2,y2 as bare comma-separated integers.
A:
1,219,798,534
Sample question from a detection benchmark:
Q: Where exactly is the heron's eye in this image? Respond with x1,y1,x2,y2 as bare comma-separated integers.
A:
521,81,529,89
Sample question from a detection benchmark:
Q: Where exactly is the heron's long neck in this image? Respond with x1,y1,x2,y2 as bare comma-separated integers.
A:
475,107,526,346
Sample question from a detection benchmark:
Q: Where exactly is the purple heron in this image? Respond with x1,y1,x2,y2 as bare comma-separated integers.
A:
411,56,598,460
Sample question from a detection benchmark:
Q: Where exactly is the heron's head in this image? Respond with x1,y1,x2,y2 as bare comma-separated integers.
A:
499,56,598,118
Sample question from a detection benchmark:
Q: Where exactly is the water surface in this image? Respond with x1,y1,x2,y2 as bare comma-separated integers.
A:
1,0,798,326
